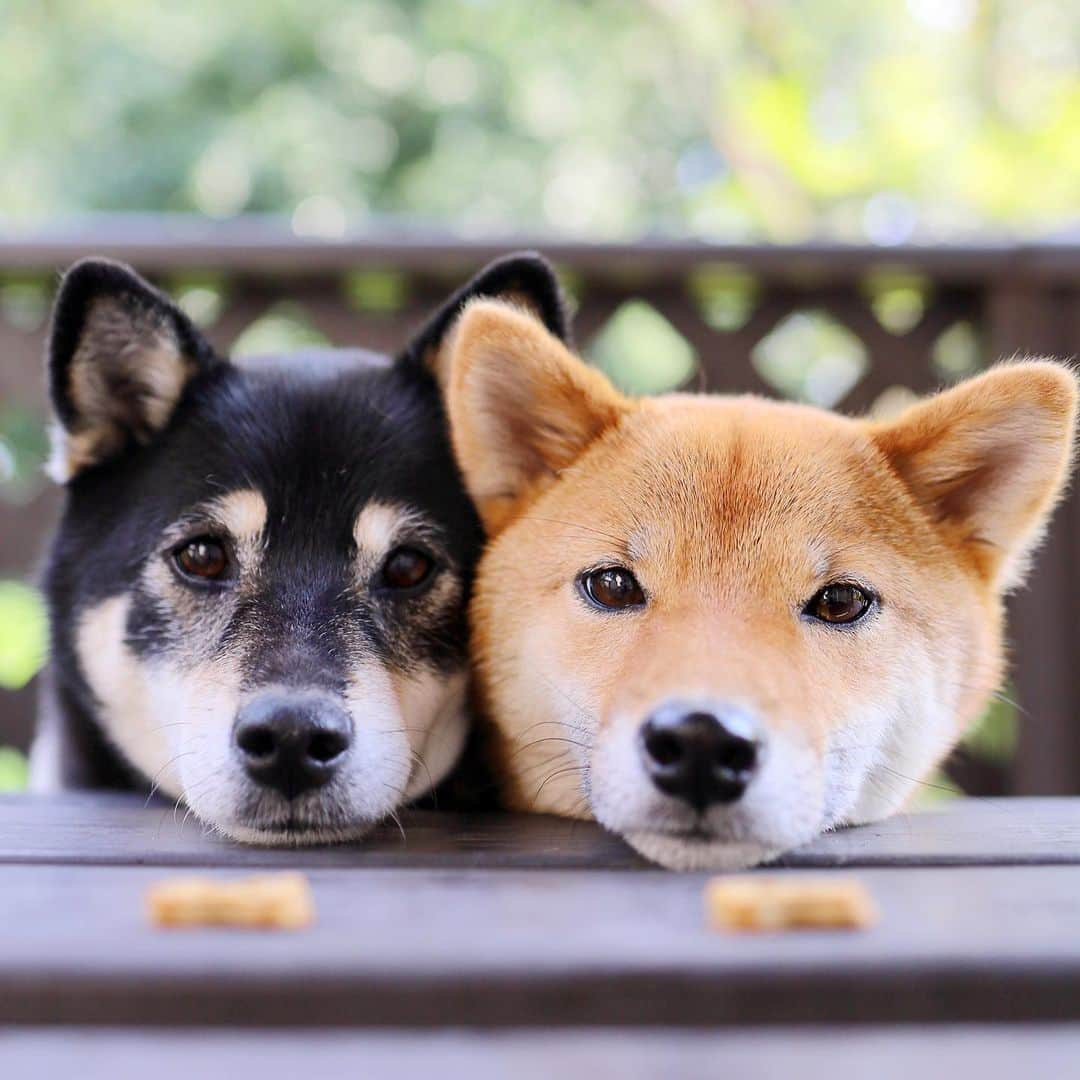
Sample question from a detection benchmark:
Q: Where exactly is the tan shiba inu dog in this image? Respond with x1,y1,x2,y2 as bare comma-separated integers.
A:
442,298,1077,870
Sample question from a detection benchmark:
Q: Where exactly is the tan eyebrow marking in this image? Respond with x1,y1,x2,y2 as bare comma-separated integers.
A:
207,489,267,545
353,501,432,562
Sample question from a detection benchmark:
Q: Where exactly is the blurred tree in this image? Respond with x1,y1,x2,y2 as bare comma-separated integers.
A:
0,581,47,693
0,746,28,792
0,0,1076,240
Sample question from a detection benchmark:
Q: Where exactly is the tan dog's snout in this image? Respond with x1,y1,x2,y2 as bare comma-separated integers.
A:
638,699,761,811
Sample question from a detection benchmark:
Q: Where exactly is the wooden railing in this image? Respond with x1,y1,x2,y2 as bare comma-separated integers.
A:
2,222,1079,793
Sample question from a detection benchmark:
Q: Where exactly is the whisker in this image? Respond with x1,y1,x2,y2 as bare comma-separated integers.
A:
144,751,197,806
534,764,588,803
518,515,631,552
877,764,963,798
381,798,408,845
509,736,590,759
516,747,576,779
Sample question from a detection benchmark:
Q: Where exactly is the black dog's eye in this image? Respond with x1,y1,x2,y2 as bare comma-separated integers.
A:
580,566,646,611
804,583,875,625
174,538,229,582
380,546,436,592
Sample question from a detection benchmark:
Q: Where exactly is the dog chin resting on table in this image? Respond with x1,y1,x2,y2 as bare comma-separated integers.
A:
30,251,568,845
442,293,1078,871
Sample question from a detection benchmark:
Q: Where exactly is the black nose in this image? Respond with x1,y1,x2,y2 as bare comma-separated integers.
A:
639,701,759,811
233,693,352,800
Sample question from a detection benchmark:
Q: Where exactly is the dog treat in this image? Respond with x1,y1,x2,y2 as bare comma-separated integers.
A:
705,876,877,931
146,872,315,929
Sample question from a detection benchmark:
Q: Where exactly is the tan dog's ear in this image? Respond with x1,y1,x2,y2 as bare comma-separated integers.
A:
872,360,1077,590
446,299,631,534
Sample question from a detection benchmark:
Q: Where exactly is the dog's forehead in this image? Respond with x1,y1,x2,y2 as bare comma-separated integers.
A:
163,361,465,531
552,395,927,579
598,398,881,517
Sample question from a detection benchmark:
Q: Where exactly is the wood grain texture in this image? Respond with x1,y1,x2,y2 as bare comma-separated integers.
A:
3,1025,1080,1080
3,863,1080,1026
0,792,644,868
1,793,1078,868
1,227,1078,282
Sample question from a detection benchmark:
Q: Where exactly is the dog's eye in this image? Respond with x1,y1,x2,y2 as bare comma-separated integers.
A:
580,566,646,611
380,546,436,592
804,583,874,625
174,538,228,582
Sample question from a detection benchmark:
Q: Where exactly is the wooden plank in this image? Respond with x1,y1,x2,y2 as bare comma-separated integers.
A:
0,792,642,869
2,863,1080,1026
1,224,1077,283
3,1025,1080,1080
1,793,1078,868
781,797,1080,866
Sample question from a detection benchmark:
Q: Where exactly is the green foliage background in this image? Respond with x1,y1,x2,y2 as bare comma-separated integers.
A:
2,0,1077,239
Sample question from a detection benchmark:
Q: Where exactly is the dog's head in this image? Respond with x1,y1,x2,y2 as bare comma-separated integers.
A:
42,254,566,843
446,300,1077,869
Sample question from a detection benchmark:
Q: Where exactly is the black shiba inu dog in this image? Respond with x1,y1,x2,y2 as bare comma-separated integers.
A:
30,251,567,843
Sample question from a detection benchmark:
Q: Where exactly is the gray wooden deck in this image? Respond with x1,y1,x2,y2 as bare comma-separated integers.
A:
5,791,1080,867
2,794,1079,1070
4,1026,1080,1080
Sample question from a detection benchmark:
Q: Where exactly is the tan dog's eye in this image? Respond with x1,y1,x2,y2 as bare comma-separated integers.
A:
380,546,436,592
805,583,874,625
174,538,229,582
580,566,646,611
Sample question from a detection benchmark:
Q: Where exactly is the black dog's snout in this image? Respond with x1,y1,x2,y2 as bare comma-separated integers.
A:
233,693,352,800
639,701,759,811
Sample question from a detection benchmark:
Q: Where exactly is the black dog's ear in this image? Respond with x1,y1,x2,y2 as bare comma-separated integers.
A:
399,251,570,383
46,258,220,483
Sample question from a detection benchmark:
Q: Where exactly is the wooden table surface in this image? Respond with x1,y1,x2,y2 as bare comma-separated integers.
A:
5,791,1079,868
2,793,1079,1072
4,1025,1080,1080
